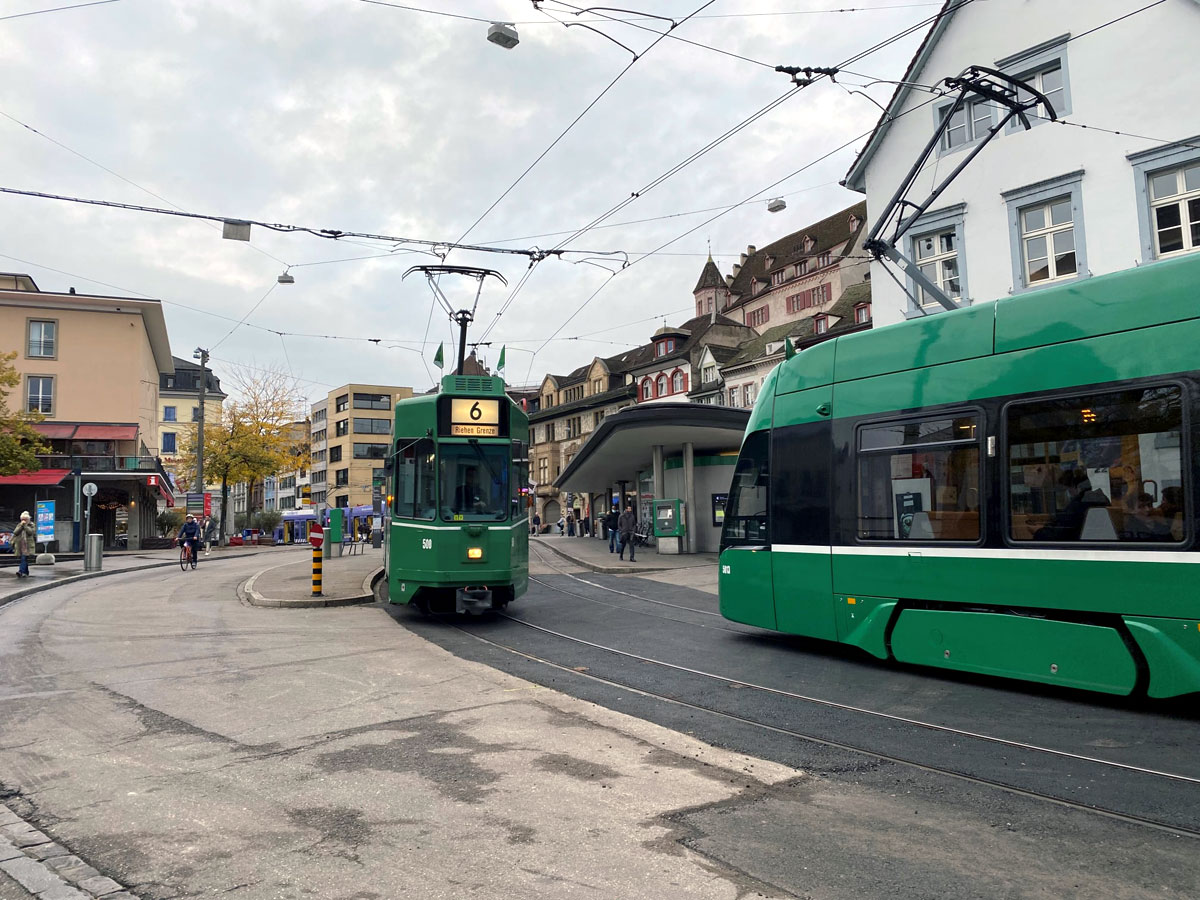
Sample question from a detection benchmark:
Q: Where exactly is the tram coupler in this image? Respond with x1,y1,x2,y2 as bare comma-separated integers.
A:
456,586,493,615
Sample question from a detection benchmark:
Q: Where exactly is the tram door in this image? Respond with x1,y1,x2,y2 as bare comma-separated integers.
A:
768,394,836,641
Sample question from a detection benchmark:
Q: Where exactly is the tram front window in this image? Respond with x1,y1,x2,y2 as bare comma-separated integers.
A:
721,430,770,548
441,443,510,522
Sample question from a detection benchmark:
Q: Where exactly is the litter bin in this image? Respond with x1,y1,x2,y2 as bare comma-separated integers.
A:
84,533,103,571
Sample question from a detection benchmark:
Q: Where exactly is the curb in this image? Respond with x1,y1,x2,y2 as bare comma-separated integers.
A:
532,537,674,575
0,549,287,612
239,561,383,609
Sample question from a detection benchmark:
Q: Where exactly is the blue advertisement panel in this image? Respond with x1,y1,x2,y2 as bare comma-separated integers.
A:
36,500,55,544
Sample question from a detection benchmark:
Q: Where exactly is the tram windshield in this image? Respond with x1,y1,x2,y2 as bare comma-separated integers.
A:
440,442,510,522
721,430,770,548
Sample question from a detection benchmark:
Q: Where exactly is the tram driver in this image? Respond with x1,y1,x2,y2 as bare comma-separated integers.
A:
453,468,488,515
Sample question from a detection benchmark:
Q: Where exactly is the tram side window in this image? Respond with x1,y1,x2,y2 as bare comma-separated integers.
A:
720,430,770,547
1007,386,1185,543
857,415,980,541
393,439,436,520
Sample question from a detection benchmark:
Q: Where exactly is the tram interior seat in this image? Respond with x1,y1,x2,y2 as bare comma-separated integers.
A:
908,510,979,540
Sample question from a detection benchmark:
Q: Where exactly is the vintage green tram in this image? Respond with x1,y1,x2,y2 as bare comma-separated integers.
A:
719,253,1200,698
385,374,529,614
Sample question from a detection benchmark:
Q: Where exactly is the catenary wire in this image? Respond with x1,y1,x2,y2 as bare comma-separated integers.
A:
0,0,120,22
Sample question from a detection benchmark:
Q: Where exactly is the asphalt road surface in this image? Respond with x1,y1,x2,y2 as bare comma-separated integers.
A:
1,549,1197,899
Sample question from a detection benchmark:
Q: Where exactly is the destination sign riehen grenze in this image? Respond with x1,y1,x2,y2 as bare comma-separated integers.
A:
450,398,500,437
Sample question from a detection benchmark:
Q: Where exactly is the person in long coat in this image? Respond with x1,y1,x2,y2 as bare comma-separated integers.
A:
12,511,36,578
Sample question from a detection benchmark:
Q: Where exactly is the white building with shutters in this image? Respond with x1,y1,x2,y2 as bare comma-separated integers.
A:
843,0,1200,325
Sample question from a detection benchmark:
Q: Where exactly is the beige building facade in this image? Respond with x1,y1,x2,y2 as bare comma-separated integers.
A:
323,383,413,509
0,273,175,550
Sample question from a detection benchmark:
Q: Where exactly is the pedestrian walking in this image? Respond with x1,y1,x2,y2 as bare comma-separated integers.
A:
531,513,541,536
12,511,35,578
202,515,217,555
617,505,637,562
605,507,619,553
566,513,576,537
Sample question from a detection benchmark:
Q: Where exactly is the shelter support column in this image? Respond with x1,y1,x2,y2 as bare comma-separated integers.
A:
683,441,695,554
652,445,665,501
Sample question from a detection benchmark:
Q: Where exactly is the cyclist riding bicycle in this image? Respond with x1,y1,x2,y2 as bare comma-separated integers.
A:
176,514,201,563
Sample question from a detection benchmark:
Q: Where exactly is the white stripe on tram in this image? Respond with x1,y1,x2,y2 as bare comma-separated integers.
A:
763,543,1200,564
390,520,529,531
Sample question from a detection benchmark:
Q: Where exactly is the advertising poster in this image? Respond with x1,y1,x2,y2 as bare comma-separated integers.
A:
36,500,55,544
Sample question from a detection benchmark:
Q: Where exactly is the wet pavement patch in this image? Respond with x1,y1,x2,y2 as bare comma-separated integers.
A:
314,711,515,804
533,752,620,782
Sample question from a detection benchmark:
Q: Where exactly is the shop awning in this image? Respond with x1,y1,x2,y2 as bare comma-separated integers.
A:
74,424,139,440
0,468,70,486
33,423,78,439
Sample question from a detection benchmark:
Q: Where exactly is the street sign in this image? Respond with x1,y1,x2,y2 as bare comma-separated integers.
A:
309,524,324,549
82,482,97,498
147,475,158,487
36,500,55,544
203,492,212,516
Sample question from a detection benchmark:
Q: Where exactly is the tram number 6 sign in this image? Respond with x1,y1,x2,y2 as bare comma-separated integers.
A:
450,398,500,437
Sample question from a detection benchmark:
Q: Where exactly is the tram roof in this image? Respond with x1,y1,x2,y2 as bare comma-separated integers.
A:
554,403,750,490
775,252,1200,393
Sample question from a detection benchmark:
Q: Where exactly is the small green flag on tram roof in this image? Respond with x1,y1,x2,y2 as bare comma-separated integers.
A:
784,336,796,359
433,342,444,369
497,345,506,373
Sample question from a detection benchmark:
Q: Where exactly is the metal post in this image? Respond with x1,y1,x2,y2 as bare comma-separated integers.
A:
454,310,473,375
312,545,323,597
195,347,209,493
72,471,81,552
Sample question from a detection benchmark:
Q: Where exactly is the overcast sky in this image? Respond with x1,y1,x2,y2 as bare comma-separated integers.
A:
0,0,936,402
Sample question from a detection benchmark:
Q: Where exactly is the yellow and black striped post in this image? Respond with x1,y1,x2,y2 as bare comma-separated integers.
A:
312,544,323,597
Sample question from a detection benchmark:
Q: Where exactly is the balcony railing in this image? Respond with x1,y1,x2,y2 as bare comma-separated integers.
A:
36,454,161,473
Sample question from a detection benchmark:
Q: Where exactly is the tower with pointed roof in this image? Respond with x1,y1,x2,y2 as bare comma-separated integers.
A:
692,256,730,319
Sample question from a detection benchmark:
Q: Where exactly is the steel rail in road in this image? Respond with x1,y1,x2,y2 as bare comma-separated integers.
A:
446,612,1200,840
525,543,1200,788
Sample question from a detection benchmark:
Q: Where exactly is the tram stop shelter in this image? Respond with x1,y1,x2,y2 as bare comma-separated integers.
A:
555,403,750,554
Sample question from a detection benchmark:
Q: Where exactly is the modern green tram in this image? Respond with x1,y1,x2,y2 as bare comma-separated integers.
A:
718,252,1200,698
384,374,529,614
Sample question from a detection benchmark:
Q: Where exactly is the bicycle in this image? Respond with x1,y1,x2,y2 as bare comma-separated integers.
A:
178,540,197,571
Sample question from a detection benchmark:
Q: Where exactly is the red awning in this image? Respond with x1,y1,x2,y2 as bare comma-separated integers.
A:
33,423,77,439
0,468,70,486
74,425,138,440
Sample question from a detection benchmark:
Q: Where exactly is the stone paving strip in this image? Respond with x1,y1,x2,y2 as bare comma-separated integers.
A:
1,804,137,899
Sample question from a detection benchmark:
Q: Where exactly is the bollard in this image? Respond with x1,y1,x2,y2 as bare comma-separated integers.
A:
312,545,323,597
83,533,103,571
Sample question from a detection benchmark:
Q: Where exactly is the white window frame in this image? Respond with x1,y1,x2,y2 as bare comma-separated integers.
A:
672,370,684,393
997,35,1072,131
26,319,57,359
27,375,53,414
813,316,829,335
1003,171,1087,293
1129,136,1200,263
854,303,871,325
656,374,668,396
904,204,967,317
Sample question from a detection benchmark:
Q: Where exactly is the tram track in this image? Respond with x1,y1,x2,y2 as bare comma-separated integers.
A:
443,611,1200,839
429,541,1200,836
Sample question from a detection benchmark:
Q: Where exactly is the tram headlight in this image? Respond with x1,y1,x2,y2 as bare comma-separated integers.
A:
467,547,483,560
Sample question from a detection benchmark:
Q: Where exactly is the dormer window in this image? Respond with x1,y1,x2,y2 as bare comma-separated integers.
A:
803,236,815,252
655,337,676,357
854,302,872,324
848,214,860,231
814,315,829,335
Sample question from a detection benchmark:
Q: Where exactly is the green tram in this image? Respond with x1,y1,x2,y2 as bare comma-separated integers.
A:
385,374,529,614
718,253,1200,698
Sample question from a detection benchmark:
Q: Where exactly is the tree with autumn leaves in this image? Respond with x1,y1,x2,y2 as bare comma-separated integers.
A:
0,351,49,476
176,364,309,542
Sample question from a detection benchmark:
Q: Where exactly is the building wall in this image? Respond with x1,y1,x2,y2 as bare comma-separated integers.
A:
310,398,328,507
0,303,161,446
324,383,412,508
856,0,1200,325
157,393,224,473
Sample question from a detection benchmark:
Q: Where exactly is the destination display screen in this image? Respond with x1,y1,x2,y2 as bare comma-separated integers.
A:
449,398,500,437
